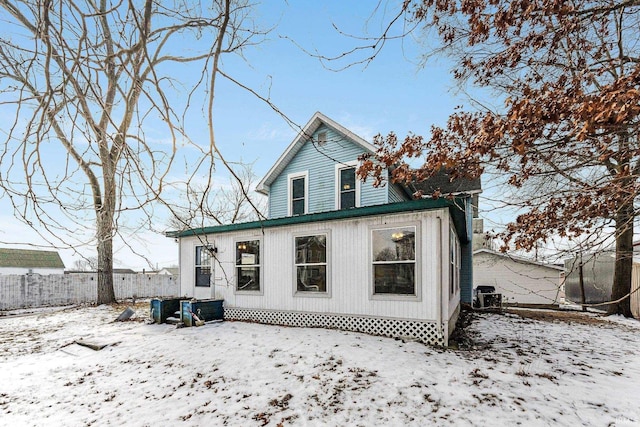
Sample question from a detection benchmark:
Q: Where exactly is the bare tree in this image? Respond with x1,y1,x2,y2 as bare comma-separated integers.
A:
168,162,267,231
0,0,265,303
73,257,98,272
343,0,640,317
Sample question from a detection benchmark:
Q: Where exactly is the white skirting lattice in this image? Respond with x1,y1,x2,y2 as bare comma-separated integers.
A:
224,307,444,346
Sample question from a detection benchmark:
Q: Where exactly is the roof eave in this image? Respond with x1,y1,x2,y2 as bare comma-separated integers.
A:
167,197,470,240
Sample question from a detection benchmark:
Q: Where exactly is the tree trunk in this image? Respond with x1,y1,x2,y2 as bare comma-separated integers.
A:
608,200,634,317
96,222,116,305
95,168,117,305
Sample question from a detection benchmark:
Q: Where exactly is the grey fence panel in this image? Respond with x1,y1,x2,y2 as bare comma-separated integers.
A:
0,273,180,311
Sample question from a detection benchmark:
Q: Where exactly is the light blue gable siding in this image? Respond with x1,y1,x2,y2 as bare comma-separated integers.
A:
268,125,389,218
388,182,410,203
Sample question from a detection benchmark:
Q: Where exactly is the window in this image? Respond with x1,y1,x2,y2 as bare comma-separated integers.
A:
339,167,356,209
372,227,416,295
288,172,308,216
335,162,359,210
236,240,260,292
295,234,327,293
195,246,212,287
450,228,460,296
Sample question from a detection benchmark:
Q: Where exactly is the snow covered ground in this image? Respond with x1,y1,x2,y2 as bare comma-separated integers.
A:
1,303,639,426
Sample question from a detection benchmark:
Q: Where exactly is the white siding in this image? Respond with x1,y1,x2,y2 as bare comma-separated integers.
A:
0,267,64,275
473,251,563,305
179,209,454,323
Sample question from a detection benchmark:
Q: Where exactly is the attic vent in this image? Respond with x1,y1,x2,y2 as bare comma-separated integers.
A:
317,131,327,146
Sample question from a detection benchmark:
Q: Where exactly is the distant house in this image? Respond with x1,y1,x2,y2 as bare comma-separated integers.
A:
169,112,481,345
0,248,65,275
474,249,565,306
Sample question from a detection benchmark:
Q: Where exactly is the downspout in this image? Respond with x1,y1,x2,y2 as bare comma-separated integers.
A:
210,243,216,300
436,214,444,346
177,237,183,297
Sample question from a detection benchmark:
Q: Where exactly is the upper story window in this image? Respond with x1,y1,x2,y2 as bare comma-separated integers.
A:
372,226,416,296
335,161,360,210
288,171,308,216
195,245,212,287
236,239,260,292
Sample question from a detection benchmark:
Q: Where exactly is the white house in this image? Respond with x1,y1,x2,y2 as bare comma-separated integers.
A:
473,249,565,306
0,248,66,275
169,112,481,345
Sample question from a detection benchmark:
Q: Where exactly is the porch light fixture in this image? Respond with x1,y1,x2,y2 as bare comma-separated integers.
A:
391,232,404,241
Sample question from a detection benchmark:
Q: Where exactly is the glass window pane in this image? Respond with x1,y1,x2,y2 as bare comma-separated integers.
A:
297,265,326,292
374,264,415,295
340,167,356,190
196,266,211,287
292,199,305,215
292,177,305,199
372,228,415,261
236,240,260,265
237,267,260,291
195,246,211,287
340,191,355,209
295,235,326,264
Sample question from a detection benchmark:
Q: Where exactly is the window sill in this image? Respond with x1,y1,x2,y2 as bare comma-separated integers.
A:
234,290,264,296
370,293,421,302
294,291,331,298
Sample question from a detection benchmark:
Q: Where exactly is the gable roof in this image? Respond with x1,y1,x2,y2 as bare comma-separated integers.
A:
256,112,376,195
411,169,482,196
474,249,565,271
0,248,65,269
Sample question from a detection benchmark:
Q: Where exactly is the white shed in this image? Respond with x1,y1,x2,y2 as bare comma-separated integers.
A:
473,249,564,306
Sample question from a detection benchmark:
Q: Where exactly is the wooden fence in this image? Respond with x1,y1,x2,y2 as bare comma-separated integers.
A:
632,264,640,318
0,273,180,311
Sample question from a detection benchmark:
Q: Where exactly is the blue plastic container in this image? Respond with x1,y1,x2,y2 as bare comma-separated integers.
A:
150,298,182,324
181,299,224,326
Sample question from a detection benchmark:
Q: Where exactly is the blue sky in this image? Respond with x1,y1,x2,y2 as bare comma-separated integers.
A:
200,1,466,174
0,1,498,270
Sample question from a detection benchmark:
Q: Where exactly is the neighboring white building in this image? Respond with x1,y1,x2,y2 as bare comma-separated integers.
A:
0,248,65,275
473,249,564,306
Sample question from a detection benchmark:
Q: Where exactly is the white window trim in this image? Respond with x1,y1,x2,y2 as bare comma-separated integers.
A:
292,230,331,298
369,222,421,302
194,243,213,288
287,171,309,216
234,237,263,296
334,161,361,210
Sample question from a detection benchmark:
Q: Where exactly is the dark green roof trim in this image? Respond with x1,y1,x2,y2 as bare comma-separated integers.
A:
0,248,65,269
167,197,471,243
